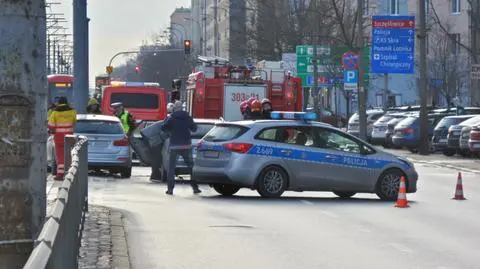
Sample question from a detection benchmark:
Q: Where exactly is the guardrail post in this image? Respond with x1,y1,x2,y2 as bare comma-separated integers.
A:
64,135,76,172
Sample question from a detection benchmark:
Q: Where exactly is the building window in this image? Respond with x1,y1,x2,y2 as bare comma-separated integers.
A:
452,0,461,13
449,33,460,54
390,0,399,15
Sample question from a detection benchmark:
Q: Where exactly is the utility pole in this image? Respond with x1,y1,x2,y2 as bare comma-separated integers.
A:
213,0,218,56
0,0,47,268
384,73,389,109
73,0,89,113
470,0,480,106
356,0,367,140
418,0,429,154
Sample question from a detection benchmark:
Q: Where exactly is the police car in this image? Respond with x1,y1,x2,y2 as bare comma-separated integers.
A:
193,112,418,200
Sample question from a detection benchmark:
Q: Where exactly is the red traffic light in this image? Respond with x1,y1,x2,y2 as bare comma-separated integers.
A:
134,66,140,73
184,40,191,47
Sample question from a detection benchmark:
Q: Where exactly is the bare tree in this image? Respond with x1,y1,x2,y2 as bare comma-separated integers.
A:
428,24,469,106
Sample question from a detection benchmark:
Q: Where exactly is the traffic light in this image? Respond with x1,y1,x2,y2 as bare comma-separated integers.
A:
172,79,181,90
171,90,180,102
184,40,191,54
106,65,113,74
134,65,140,73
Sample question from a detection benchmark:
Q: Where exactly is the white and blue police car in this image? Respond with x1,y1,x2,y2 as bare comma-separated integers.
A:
193,112,418,200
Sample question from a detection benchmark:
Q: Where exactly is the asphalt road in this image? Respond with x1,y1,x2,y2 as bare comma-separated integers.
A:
84,160,480,269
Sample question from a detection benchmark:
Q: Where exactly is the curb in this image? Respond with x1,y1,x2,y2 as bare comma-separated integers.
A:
408,157,480,174
109,210,132,269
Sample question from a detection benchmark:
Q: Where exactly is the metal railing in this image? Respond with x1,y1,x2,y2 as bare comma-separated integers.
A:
23,135,89,269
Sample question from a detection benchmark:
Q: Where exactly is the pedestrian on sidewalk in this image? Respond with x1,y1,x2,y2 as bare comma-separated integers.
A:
161,101,201,195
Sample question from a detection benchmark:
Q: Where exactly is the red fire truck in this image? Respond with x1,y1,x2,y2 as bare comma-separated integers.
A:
185,57,303,121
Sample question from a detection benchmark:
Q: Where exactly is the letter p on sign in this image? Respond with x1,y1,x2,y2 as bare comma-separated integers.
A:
344,70,358,84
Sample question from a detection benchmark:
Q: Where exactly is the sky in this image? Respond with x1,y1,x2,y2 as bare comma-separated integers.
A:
51,0,191,88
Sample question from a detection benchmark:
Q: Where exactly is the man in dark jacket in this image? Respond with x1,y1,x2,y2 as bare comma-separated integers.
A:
161,101,201,195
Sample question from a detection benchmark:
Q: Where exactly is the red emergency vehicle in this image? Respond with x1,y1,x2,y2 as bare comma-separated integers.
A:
185,59,302,121
101,81,169,122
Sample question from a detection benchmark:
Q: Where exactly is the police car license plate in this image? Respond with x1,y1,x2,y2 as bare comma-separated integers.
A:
204,151,219,158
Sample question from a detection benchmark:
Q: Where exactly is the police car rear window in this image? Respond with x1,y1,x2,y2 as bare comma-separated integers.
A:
203,124,248,142
192,123,215,139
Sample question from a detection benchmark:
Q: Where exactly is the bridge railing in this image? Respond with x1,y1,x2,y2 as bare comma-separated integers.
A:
23,135,89,269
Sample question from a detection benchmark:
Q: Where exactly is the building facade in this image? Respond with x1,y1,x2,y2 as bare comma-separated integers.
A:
170,7,191,48
190,0,205,54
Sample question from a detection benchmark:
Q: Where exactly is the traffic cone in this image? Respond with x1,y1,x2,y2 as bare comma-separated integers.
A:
452,172,466,200
395,176,410,208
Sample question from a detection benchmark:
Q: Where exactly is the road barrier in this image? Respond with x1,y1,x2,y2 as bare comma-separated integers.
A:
23,135,89,269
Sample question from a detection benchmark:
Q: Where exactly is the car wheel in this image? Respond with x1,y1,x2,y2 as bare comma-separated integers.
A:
120,167,132,178
212,184,240,196
256,166,288,198
442,149,455,156
333,191,356,198
376,169,404,201
458,150,470,157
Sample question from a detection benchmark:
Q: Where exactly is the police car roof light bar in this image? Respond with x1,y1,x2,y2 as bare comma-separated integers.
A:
270,111,317,121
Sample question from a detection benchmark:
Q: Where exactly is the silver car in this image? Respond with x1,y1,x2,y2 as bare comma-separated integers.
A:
76,114,132,177
47,114,132,177
193,112,418,200
347,109,384,141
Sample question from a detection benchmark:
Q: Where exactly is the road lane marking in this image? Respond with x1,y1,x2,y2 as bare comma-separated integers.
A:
300,200,315,205
388,243,413,253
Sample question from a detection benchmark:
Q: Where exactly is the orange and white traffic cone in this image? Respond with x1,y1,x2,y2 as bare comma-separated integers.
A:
395,176,410,208
452,172,466,200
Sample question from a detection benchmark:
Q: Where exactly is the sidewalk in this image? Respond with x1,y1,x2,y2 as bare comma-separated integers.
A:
46,176,131,269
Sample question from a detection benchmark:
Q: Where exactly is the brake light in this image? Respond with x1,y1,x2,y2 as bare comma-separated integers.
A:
113,136,129,146
404,128,414,134
222,143,253,154
471,131,480,140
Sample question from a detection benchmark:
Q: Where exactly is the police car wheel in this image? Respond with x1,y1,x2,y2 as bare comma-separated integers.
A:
333,191,356,199
256,166,288,198
376,169,404,201
212,184,240,196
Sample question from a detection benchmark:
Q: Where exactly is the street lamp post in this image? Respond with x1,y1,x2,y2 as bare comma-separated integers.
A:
185,17,204,55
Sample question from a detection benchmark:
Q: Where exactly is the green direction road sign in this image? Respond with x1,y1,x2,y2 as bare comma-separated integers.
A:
296,45,371,87
296,45,331,56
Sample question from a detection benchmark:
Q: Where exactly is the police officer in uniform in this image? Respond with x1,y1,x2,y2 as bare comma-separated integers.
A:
111,102,136,136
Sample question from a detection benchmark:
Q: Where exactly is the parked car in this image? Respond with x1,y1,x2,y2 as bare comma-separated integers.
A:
347,109,384,141
468,125,480,156
384,115,410,149
433,115,477,156
392,114,445,153
48,114,133,177
306,108,347,128
371,112,409,146
447,115,480,156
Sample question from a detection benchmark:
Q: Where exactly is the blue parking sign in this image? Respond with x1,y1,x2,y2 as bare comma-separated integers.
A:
344,70,358,84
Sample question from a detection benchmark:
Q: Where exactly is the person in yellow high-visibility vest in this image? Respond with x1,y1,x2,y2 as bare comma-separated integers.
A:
48,96,77,180
111,102,136,136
